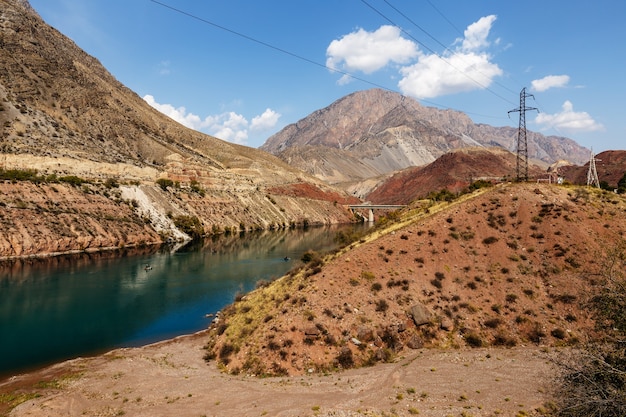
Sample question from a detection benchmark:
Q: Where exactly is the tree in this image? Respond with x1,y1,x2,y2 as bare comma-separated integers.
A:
552,240,626,416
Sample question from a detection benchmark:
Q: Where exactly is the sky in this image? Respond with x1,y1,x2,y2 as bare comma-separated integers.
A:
28,0,625,153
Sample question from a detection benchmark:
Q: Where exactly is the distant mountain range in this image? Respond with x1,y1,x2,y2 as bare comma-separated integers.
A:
261,89,590,192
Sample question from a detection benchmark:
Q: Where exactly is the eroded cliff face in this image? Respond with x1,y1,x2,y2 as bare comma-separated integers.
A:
0,178,356,259
0,0,359,259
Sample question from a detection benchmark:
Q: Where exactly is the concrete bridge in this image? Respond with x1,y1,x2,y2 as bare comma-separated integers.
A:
348,204,406,222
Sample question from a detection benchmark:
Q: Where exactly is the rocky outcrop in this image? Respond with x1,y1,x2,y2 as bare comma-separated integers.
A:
0,179,356,259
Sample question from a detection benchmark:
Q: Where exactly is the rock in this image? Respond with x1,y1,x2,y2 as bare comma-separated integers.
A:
351,337,362,346
304,326,320,337
440,317,453,331
357,326,375,342
406,335,424,349
409,303,432,326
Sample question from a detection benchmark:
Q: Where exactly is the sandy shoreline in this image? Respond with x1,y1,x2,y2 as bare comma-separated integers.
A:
1,329,555,417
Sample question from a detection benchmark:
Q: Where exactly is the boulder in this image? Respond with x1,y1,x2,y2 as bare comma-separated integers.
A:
409,303,432,326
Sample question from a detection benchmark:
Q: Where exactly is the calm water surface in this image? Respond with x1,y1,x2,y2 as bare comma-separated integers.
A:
0,225,361,377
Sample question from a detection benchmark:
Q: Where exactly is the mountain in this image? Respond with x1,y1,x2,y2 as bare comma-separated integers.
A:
205,182,626,376
261,89,589,190
366,147,546,204
557,150,626,188
0,0,356,258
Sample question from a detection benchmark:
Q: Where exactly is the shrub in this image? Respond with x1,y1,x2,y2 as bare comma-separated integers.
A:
58,175,85,187
172,215,204,239
464,332,484,348
156,178,174,190
482,236,499,245
335,348,354,369
189,180,205,196
301,250,321,264
375,299,389,312
484,318,502,328
505,293,518,303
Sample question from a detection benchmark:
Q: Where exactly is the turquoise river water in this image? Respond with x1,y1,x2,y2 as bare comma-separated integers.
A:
0,225,360,377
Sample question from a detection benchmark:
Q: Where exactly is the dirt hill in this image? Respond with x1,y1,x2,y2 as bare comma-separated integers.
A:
205,182,626,376
558,150,626,188
366,147,547,204
0,0,356,258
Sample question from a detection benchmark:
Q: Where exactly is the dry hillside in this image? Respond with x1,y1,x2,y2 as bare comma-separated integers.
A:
366,147,546,204
0,0,357,258
205,183,626,376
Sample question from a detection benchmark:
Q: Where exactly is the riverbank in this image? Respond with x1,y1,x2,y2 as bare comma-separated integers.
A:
1,330,555,417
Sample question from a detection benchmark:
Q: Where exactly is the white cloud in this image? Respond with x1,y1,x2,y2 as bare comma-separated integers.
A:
326,16,502,99
326,25,418,75
398,51,502,99
399,15,502,99
143,94,202,129
460,15,497,52
531,75,570,92
250,108,281,132
143,95,281,146
535,100,604,133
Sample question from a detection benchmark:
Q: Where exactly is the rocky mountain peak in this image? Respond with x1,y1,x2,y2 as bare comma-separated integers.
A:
261,89,589,188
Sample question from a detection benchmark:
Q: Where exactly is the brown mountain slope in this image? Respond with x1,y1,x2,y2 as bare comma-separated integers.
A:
558,150,626,187
366,147,545,205
261,89,589,186
204,183,626,376
0,0,356,257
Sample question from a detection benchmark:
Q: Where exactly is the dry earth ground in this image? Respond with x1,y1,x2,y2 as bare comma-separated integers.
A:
2,331,554,417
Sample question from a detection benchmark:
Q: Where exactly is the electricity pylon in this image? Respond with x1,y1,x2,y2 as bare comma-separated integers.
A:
508,88,538,181
587,148,600,188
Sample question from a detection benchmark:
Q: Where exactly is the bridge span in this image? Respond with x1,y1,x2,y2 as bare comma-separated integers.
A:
348,204,406,222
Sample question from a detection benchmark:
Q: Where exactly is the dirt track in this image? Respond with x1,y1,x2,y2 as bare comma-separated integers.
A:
2,330,554,417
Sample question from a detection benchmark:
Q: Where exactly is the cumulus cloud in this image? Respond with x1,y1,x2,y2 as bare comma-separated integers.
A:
143,94,202,129
143,95,281,145
399,15,502,98
398,50,502,98
460,15,498,52
531,75,570,92
326,25,418,75
250,108,281,132
535,100,604,133
326,15,503,99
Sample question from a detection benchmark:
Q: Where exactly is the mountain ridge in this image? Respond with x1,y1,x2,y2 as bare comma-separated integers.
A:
261,89,590,188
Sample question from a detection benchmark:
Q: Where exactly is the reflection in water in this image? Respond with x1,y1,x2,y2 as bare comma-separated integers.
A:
0,225,362,377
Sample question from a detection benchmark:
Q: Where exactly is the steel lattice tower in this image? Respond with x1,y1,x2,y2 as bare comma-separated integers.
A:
508,88,538,181
587,148,600,188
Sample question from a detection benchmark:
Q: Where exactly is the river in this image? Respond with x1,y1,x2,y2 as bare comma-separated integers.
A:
0,225,363,377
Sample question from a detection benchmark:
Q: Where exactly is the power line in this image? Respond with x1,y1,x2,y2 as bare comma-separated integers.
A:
149,0,390,92
359,0,517,106
424,0,464,36
383,0,519,97
149,0,510,121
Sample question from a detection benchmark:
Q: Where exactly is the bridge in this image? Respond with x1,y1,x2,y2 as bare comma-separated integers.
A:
348,204,406,222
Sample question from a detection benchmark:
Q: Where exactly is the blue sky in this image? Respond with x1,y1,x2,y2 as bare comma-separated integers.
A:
28,0,624,153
